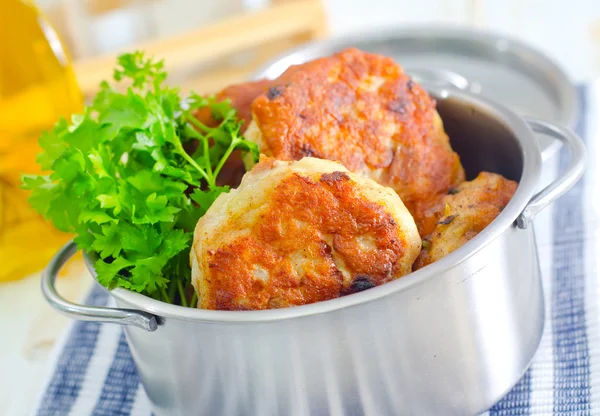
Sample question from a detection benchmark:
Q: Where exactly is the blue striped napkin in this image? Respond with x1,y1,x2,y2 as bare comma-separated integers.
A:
33,84,599,416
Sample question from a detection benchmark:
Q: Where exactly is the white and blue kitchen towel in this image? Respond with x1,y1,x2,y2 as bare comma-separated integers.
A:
32,84,600,416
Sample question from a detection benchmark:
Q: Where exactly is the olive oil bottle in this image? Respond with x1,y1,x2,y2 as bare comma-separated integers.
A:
0,0,83,281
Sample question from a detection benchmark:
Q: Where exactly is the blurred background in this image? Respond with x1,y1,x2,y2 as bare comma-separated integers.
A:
34,0,600,83
1,0,599,414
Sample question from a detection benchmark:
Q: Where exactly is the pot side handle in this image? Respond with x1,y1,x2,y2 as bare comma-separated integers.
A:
517,117,587,229
41,241,159,332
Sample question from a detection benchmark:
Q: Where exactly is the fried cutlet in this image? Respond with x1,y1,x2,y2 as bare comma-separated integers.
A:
191,156,421,310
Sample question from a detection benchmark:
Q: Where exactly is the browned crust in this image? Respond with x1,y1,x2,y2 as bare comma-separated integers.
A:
199,168,409,310
413,172,518,270
251,47,465,216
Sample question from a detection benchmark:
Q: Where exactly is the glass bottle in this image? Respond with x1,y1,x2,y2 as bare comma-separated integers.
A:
0,0,83,281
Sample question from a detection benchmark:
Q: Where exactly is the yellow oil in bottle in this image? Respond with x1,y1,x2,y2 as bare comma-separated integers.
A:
0,0,83,281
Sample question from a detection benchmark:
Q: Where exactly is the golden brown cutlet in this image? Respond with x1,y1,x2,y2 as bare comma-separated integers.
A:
245,48,465,230
191,157,421,310
413,172,518,270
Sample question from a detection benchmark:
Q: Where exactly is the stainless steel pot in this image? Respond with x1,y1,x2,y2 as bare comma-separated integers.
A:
42,87,586,416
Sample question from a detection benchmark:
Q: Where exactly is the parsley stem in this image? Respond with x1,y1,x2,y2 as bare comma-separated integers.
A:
184,126,203,140
159,286,170,304
216,112,234,129
213,138,238,180
184,111,212,134
184,110,233,135
190,291,197,308
177,279,188,308
184,110,238,184
167,277,177,304
178,144,213,186
184,112,214,178
202,133,213,179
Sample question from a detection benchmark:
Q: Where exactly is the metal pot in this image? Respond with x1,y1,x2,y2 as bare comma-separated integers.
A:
42,87,586,416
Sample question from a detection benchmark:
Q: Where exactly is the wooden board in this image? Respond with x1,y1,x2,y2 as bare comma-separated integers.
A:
73,0,327,97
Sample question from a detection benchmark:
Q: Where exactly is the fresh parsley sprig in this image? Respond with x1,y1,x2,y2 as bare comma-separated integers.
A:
22,51,259,306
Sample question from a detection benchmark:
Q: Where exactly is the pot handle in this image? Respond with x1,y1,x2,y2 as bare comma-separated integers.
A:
516,117,587,229
41,241,158,332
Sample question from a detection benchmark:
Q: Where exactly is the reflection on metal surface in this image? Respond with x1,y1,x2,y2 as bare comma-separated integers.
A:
406,67,470,90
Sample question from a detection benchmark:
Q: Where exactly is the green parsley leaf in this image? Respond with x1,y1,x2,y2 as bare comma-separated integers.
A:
22,51,260,305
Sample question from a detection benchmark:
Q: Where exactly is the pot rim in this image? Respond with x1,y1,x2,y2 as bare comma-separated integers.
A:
87,86,542,323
